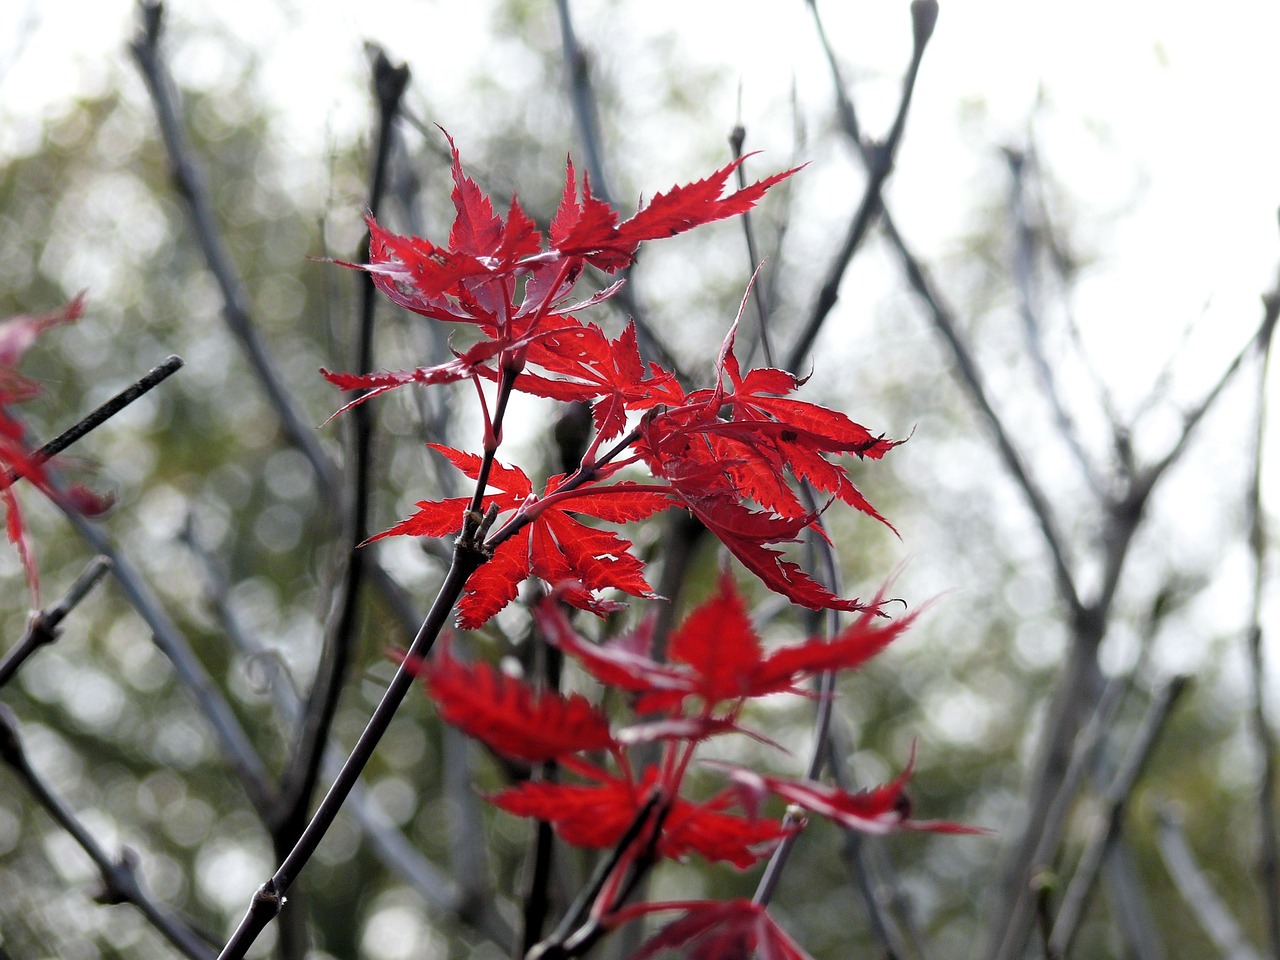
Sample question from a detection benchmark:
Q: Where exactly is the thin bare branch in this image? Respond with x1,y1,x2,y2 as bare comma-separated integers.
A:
0,706,218,960
785,0,937,374
128,0,338,499
0,556,110,690
1048,675,1190,956
1154,803,1265,960
1004,147,1105,497
273,44,411,852
992,674,1131,960
729,120,777,369
180,518,514,950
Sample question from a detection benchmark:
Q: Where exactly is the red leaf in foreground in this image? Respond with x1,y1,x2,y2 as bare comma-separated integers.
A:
366,445,669,628
551,156,801,272
418,644,616,763
619,899,814,960
491,763,788,868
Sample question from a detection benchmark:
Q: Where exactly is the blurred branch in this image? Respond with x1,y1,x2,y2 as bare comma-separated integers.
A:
129,1,338,499
0,355,184,491
53,504,277,819
1245,266,1280,958
0,556,110,690
1155,803,1265,960
806,0,1081,618
785,0,936,374
1003,147,1105,498
992,673,1131,960
0,706,219,960
1048,675,1190,956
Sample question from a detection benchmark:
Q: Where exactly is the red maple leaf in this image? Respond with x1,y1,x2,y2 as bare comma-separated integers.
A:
616,899,814,960
490,762,789,868
415,643,617,763
551,156,801,272
635,321,897,613
366,444,671,628
708,749,985,837
539,575,910,715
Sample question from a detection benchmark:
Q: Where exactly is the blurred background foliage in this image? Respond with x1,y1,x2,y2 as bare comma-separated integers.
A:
0,1,1275,959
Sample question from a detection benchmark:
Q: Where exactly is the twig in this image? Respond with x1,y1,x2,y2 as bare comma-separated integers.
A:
0,706,218,960
1154,803,1265,960
0,556,110,689
0,356,184,490
273,43,410,852
729,120,777,369
785,0,937,373
1047,675,1190,956
180,517,514,949
128,0,338,499
216,537,489,960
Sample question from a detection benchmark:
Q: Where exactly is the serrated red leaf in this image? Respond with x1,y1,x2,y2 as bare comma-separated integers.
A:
709,752,985,837
421,644,616,763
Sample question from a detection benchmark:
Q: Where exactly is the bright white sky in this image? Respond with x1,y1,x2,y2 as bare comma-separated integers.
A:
3,0,1280,674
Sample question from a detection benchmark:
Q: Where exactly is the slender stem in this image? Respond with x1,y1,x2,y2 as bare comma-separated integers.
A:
0,556,110,689
273,44,410,848
785,0,936,374
1154,803,1265,960
216,541,486,960
1243,277,1280,958
0,356,183,490
728,124,776,369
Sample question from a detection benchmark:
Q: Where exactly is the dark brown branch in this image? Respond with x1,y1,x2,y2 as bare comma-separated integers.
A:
216,538,488,960
0,556,110,690
0,706,218,960
1048,675,1190,956
273,44,410,852
180,518,513,949
0,356,183,491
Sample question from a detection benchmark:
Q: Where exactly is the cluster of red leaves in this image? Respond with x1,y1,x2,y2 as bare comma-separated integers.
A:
0,295,109,605
328,134,897,628
413,576,977,956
